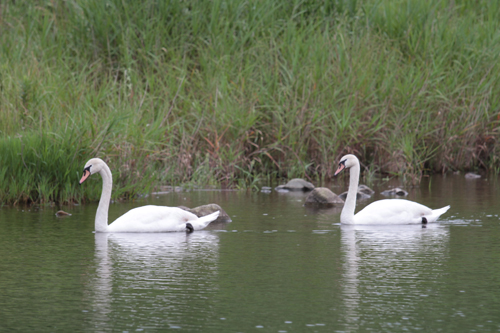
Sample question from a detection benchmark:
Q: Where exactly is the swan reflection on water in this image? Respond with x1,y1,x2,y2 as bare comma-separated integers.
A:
340,224,450,330
88,232,220,328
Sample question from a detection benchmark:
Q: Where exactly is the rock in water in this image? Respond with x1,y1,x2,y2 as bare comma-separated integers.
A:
55,210,72,217
179,203,232,222
465,172,481,179
380,187,408,196
275,178,315,192
305,188,344,207
261,186,272,193
358,184,375,196
338,191,371,201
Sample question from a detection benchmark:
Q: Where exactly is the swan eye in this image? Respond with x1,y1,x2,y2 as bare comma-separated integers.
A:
83,165,92,174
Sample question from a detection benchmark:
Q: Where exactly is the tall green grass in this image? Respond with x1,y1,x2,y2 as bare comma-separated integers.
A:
1,0,499,204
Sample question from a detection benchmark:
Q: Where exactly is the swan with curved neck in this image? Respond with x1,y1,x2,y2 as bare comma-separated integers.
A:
334,154,450,224
79,158,219,232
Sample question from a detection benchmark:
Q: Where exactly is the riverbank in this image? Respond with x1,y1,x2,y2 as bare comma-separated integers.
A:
1,0,499,204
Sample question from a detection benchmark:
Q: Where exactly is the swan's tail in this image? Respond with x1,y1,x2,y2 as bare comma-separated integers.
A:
428,205,450,222
192,211,220,230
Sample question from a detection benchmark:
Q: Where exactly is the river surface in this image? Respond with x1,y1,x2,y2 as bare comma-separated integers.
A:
1,174,500,332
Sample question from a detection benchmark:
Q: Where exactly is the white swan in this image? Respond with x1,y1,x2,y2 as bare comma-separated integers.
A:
79,158,219,232
334,154,450,224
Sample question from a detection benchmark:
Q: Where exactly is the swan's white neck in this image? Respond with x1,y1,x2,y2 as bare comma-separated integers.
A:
95,164,112,232
341,161,360,224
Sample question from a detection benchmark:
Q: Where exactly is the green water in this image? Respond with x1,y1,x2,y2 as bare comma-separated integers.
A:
1,175,500,332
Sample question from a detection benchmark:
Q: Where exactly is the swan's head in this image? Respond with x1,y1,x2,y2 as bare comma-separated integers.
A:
334,154,359,176
79,158,106,184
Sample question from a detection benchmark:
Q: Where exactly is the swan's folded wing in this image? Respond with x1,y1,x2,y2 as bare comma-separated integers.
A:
355,199,433,224
108,206,198,232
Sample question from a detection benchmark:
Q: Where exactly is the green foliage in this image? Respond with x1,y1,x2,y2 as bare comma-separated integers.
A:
0,132,86,204
0,0,499,204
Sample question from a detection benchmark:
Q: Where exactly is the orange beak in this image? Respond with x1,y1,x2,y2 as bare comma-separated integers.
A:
79,170,90,184
334,163,345,176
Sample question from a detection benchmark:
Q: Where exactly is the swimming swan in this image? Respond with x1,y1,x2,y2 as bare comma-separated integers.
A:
334,154,450,224
79,158,219,232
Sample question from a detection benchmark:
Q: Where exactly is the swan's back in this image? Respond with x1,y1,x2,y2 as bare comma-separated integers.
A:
353,199,449,225
108,206,213,232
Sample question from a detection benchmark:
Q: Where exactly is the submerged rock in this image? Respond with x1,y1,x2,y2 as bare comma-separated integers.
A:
358,184,375,196
55,210,71,217
380,187,408,196
338,191,371,201
465,172,481,179
261,186,272,193
152,186,183,194
179,203,232,222
275,178,315,192
337,185,374,201
305,188,344,207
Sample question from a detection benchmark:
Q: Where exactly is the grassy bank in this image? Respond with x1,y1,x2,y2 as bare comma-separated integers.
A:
1,0,499,204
